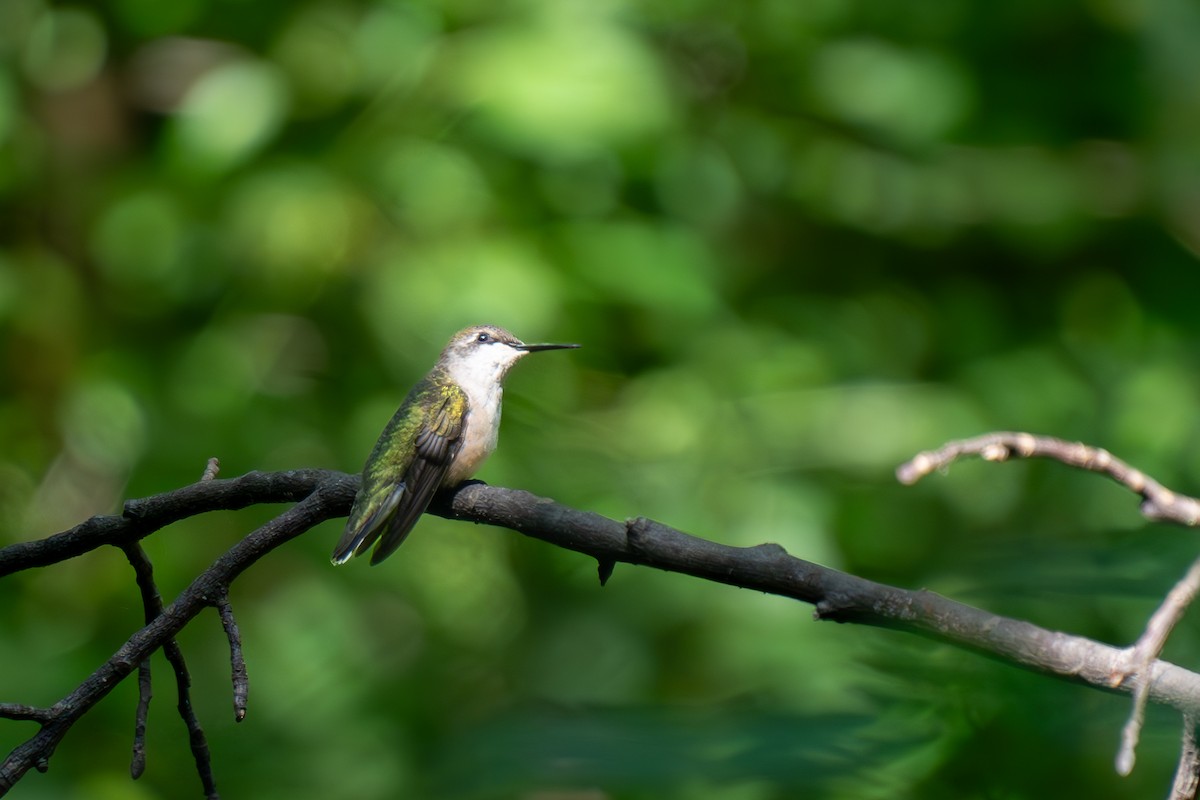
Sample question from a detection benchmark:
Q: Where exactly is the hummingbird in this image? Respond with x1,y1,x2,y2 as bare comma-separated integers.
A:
332,324,579,566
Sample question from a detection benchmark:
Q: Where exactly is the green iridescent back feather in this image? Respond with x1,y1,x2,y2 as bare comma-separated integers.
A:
331,371,468,564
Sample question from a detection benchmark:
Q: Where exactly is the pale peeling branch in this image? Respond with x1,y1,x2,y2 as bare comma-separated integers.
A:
898,430,1200,799
897,431,1200,526
1173,716,1200,800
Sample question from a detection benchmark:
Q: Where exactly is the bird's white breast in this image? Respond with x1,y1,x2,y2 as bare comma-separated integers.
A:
441,356,511,486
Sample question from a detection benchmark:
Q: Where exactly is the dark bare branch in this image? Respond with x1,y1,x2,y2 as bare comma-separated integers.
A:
4,463,1200,797
0,469,343,578
431,483,1200,716
120,541,215,793
215,595,248,722
120,542,159,781
0,473,356,794
131,660,150,780
0,706,53,724
163,633,215,798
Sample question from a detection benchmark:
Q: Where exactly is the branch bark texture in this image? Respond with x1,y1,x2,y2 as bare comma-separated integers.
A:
432,484,1200,714
0,470,356,794
1,462,1198,795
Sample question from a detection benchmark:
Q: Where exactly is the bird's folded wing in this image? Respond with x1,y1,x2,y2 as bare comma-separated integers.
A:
367,389,466,564
330,481,406,564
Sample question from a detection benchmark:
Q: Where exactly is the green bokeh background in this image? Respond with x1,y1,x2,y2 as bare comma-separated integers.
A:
4,0,1200,797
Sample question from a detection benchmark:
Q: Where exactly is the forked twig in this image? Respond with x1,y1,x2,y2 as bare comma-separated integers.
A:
0,473,355,796
897,431,1200,526
120,541,217,797
899,431,1200,796
1116,555,1200,777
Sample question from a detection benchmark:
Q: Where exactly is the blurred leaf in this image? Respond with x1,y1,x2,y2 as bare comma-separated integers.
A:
444,6,671,157
166,58,289,175
2,0,1199,797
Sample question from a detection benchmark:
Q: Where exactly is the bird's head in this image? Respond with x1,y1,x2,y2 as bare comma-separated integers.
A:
440,324,578,386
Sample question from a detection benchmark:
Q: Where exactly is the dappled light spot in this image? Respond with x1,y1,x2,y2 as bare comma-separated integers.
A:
166,59,289,176
22,7,106,92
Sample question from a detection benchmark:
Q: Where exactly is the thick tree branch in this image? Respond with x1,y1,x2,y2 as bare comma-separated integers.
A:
0,469,341,578
430,484,1200,714
2,461,1199,795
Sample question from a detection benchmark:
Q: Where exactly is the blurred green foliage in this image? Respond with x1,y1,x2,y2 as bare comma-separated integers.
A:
3,0,1200,797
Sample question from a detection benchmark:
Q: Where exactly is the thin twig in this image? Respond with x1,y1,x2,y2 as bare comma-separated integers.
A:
0,706,53,724
201,458,220,482
1117,555,1200,775
1172,715,1200,800
131,660,150,779
120,542,160,781
0,478,355,794
214,595,248,722
121,541,217,794
897,432,1200,525
162,637,216,799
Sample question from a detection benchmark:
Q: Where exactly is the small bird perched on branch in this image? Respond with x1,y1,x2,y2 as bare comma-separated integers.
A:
332,324,579,565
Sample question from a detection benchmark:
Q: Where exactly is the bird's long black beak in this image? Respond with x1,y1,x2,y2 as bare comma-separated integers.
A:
516,342,581,352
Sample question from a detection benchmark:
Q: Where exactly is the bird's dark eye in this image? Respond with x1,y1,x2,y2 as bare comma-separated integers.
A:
476,332,491,343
